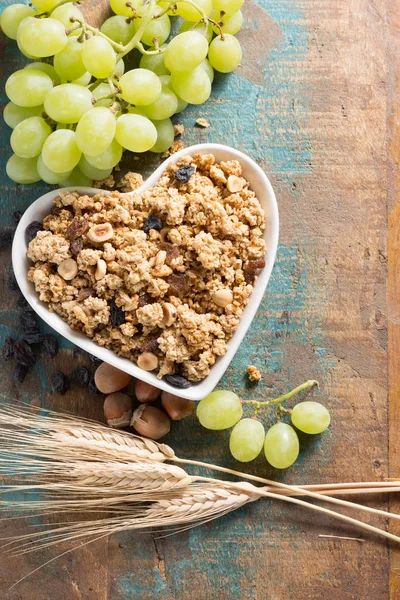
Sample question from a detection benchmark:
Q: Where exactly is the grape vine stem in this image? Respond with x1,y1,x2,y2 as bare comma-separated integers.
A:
242,379,319,410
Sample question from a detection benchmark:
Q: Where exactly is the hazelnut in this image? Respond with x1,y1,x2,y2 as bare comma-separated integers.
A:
87,222,114,243
130,404,170,440
57,258,78,281
226,175,244,193
104,392,132,428
137,352,158,371
160,227,172,242
212,288,233,308
161,392,195,420
95,258,107,280
162,302,177,327
135,379,161,403
94,362,132,394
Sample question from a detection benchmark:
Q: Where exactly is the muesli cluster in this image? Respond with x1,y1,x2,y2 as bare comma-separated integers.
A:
27,153,266,384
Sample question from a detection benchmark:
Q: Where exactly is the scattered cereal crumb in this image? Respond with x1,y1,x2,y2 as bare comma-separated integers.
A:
174,124,184,136
195,118,210,128
162,140,184,158
117,172,144,192
247,365,261,382
114,163,121,172
94,175,115,189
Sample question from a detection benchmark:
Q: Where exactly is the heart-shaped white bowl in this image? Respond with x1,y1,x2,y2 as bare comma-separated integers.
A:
13,143,279,400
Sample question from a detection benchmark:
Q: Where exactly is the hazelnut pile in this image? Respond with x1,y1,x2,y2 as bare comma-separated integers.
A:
95,361,195,440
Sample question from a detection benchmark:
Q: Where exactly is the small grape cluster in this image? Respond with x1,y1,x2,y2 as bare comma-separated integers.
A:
1,0,244,186
196,380,331,469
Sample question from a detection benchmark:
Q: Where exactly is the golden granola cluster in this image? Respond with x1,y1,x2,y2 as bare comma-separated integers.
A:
27,154,266,383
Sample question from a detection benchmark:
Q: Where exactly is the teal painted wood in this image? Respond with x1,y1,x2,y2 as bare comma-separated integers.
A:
0,0,390,598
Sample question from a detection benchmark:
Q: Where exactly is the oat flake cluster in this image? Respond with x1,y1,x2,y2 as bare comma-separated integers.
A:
27,153,266,383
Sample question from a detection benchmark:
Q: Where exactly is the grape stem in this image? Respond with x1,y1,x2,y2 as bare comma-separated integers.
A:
117,0,158,59
242,380,319,410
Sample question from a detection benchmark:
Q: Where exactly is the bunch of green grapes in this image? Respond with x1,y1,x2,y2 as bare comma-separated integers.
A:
1,0,244,186
196,382,331,469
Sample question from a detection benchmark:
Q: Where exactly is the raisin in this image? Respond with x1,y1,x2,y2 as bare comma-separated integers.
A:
109,301,125,326
2,336,14,361
8,270,19,291
246,258,266,270
0,230,12,248
77,287,96,301
73,346,88,359
163,374,191,388
16,293,30,311
12,210,24,225
143,215,163,234
174,165,195,183
51,371,69,395
66,218,89,241
50,205,62,216
40,334,58,358
138,293,156,307
165,273,188,296
13,363,29,384
88,374,100,396
72,366,90,386
25,221,43,243
139,331,161,353
13,340,36,367
19,311,39,332
88,354,102,368
159,242,180,262
23,332,40,345
243,268,256,285
70,237,84,255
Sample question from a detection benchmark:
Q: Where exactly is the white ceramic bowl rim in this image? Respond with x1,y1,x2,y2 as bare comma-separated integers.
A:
12,143,279,401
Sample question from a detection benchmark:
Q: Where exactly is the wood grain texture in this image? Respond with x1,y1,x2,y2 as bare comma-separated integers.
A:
0,0,395,597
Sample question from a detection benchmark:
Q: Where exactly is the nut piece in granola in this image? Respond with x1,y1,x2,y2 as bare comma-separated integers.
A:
137,352,159,371
57,258,78,281
87,223,114,243
195,118,210,128
247,365,261,382
212,288,233,308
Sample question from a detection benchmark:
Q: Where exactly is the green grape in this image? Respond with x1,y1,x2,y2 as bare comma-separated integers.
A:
154,75,188,112
17,16,68,58
127,106,146,116
72,71,92,85
139,47,169,75
229,418,265,462
44,83,93,124
6,69,53,108
164,31,208,72
212,0,244,16
175,95,188,113
197,390,242,430
82,36,116,79
119,68,162,105
51,2,84,30
157,0,177,16
171,66,211,104
85,138,123,169
142,85,178,120
110,0,143,17
176,0,212,22
61,168,92,188
54,37,86,81
3,103,44,129
291,402,330,435
37,154,73,184
150,118,174,153
41,129,82,173
75,107,116,156
10,116,51,159
264,423,299,469
208,34,242,73
6,154,40,184
0,4,36,40
78,156,112,180
134,6,170,46
115,114,157,152
200,58,214,82
114,59,125,77
212,9,243,35
101,15,136,45
159,74,171,87
31,0,61,11
92,83,113,107
25,61,60,85
179,20,213,43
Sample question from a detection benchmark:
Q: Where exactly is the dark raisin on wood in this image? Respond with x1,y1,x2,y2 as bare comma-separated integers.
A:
13,340,36,367
174,165,195,183
8,270,19,291
12,210,24,225
51,371,69,395
73,346,88,359
23,332,40,345
138,293,156,307
16,293,30,311
163,374,191,388
143,215,163,234
66,218,89,241
246,258,266,270
13,363,29,384
109,301,125,326
70,237,84,255
88,354,102,368
165,273,188,296
25,221,44,243
72,366,90,386
2,336,14,361
88,374,100,396
40,334,58,358
19,311,39,332
0,230,12,248
77,287,96,301
139,331,161,354
159,242,180,262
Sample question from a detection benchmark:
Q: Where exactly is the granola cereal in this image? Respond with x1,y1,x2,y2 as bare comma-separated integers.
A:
27,154,267,383
247,365,261,382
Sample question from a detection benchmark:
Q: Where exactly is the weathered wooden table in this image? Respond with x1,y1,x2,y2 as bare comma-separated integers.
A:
0,0,398,597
